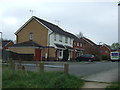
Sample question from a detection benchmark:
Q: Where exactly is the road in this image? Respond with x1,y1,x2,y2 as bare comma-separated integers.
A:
68,61,118,82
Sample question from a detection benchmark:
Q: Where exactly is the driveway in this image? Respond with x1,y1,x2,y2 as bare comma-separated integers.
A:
68,61,119,82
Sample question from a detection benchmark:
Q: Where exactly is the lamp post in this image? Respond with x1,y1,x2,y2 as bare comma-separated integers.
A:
0,32,2,48
0,32,2,61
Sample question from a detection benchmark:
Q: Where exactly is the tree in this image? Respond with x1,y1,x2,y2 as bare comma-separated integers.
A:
111,43,120,50
76,32,84,38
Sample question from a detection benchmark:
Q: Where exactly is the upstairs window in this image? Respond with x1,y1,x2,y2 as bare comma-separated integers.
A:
29,32,33,40
59,35,62,42
77,42,79,46
54,33,56,41
70,38,72,44
80,43,83,47
105,50,108,53
74,42,76,46
65,37,68,43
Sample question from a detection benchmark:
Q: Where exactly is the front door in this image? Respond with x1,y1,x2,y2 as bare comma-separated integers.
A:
35,48,42,61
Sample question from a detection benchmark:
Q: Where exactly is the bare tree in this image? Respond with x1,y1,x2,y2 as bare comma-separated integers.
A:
76,32,84,38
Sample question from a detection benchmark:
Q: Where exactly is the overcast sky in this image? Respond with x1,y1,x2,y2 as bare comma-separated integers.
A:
0,0,119,45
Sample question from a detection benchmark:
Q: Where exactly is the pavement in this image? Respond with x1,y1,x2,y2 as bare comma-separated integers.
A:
81,82,111,89
81,67,118,88
83,67,118,83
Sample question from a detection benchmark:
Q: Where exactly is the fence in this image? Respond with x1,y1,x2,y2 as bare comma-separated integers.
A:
9,60,69,73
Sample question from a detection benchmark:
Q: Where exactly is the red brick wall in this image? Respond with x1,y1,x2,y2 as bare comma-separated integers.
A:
100,46,110,56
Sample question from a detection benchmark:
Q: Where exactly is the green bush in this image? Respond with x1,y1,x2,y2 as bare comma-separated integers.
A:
102,55,109,60
2,67,84,88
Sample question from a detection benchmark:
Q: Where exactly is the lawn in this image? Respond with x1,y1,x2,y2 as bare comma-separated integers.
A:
2,66,84,88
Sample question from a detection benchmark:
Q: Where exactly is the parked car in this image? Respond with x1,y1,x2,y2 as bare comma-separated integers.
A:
75,54,95,62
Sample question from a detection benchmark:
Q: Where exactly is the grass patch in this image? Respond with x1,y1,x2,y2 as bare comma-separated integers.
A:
106,82,120,90
2,67,84,88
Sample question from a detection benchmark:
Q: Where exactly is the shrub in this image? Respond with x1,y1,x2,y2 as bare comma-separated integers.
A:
102,55,109,60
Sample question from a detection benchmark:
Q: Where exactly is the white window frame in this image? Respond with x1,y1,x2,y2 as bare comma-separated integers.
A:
105,50,108,53
77,42,79,46
59,35,62,42
65,37,68,43
29,32,33,40
74,42,76,46
54,33,56,41
70,38,72,44
80,43,82,47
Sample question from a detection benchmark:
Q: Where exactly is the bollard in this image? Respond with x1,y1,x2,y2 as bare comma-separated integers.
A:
64,63,69,73
39,62,44,72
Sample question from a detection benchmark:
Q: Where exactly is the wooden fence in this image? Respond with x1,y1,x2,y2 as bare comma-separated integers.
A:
9,60,69,73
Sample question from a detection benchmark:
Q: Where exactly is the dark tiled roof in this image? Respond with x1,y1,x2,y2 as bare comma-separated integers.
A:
55,43,65,48
2,40,12,47
34,16,82,43
9,41,44,48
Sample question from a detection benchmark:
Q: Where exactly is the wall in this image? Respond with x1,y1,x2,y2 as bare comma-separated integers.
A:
49,32,74,48
100,46,110,56
16,19,48,46
9,48,35,55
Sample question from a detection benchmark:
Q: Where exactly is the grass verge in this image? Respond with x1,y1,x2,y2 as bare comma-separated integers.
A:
2,67,84,88
106,82,120,90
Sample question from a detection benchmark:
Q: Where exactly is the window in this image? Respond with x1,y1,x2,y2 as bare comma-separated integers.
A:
70,38,72,44
80,43,82,47
54,33,56,41
77,42,79,46
59,35,62,42
105,50,108,53
29,32,33,40
100,50,102,53
74,42,76,46
65,37,68,43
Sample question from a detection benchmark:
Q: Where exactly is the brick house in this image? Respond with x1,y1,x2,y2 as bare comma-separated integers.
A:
73,37,84,58
79,37,99,55
9,16,83,61
2,40,14,60
2,40,14,50
98,44,111,57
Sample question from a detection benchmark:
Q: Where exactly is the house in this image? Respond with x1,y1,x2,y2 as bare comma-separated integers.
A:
79,37,99,55
2,40,14,60
9,16,83,61
73,36,84,58
98,44,111,58
2,40,14,50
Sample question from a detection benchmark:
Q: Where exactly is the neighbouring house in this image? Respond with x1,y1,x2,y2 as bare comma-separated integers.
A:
98,44,111,58
73,37,84,58
9,16,84,61
2,40,14,60
79,37,99,56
